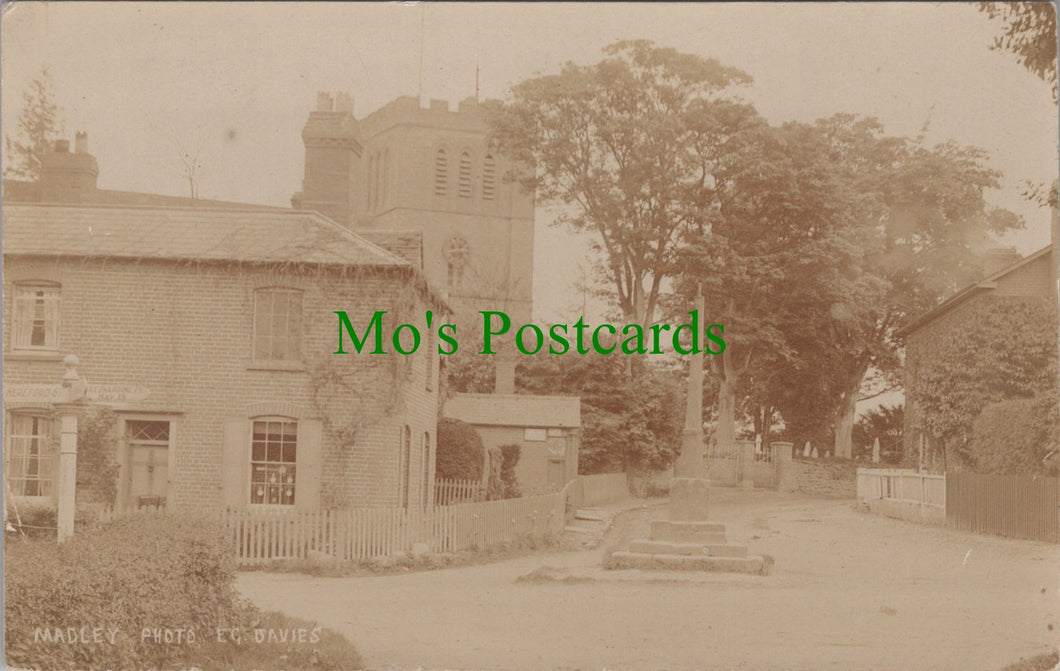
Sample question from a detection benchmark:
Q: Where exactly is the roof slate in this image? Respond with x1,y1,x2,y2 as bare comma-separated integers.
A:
2,204,409,267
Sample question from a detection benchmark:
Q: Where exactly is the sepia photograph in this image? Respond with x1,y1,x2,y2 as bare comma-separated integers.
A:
1,2,1058,669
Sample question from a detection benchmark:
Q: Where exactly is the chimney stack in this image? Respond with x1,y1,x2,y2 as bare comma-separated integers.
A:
295,91,364,226
40,135,98,203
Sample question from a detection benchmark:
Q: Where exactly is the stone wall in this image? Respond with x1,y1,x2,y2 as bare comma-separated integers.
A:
791,458,859,498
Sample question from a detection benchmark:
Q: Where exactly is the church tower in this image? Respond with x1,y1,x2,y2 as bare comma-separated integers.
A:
293,94,536,385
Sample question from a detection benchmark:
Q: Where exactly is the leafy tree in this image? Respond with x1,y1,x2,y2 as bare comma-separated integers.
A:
678,118,880,453
486,40,753,332
852,404,904,464
516,349,683,473
979,1,1058,102
435,418,485,481
804,115,1022,458
4,66,62,180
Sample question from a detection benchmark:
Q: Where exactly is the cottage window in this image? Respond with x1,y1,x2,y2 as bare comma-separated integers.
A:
253,288,303,362
12,283,60,351
250,418,297,505
5,413,56,498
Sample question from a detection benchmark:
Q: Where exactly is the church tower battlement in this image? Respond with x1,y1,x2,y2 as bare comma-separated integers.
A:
293,93,535,335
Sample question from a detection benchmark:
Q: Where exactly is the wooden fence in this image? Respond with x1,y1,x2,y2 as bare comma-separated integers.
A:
856,468,946,525
946,471,1059,543
94,488,568,565
434,478,484,506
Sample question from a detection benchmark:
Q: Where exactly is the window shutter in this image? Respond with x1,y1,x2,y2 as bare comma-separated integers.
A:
222,419,248,509
13,294,29,348
295,419,323,512
44,292,60,347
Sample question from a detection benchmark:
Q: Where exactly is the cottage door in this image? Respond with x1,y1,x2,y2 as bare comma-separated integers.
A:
125,420,170,508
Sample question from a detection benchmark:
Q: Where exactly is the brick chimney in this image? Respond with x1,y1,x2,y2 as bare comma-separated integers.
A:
295,91,364,226
40,134,98,203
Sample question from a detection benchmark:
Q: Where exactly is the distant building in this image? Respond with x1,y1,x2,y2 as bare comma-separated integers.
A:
3,198,443,513
902,244,1058,469
443,393,580,494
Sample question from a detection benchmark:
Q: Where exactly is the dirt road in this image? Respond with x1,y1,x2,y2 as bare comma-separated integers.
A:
237,490,1059,670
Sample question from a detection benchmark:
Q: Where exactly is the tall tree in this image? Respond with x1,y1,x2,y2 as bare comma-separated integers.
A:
815,114,1023,458
678,118,879,452
979,1,1058,102
486,40,754,332
4,66,62,181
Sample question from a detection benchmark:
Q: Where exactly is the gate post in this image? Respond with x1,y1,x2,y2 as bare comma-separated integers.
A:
54,355,87,543
737,440,755,490
773,442,797,493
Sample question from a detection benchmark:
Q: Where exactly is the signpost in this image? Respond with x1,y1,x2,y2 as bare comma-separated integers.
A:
1,359,151,542
54,356,87,542
4,383,149,405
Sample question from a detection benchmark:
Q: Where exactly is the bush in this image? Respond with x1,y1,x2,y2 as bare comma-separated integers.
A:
76,406,121,504
499,443,521,499
5,514,241,670
436,417,485,481
969,392,1060,475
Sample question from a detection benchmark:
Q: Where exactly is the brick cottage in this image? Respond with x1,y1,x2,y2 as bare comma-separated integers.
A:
3,202,444,514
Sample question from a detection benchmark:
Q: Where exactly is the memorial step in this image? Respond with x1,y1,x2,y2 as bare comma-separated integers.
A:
574,509,609,521
627,539,748,557
609,551,769,575
650,520,728,543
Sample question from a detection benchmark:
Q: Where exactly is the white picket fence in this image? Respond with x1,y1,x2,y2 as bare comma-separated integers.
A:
95,486,570,565
434,478,484,505
856,468,946,525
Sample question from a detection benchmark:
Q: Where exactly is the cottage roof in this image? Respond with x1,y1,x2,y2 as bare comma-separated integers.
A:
901,245,1054,337
354,229,424,269
2,203,409,267
444,393,581,428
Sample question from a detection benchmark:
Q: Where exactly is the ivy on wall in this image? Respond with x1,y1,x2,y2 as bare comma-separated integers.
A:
907,295,1058,470
75,406,121,505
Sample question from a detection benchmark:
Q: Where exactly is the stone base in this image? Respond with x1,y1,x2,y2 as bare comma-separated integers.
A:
610,551,770,575
650,520,727,543
628,539,748,557
669,477,711,521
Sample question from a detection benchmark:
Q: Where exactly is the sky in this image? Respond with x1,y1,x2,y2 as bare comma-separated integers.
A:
2,1,1057,325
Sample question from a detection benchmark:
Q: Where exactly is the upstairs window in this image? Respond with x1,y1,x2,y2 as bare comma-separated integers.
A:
12,283,60,351
482,154,496,200
5,413,56,497
458,152,472,198
250,418,297,506
434,149,448,196
253,288,303,362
